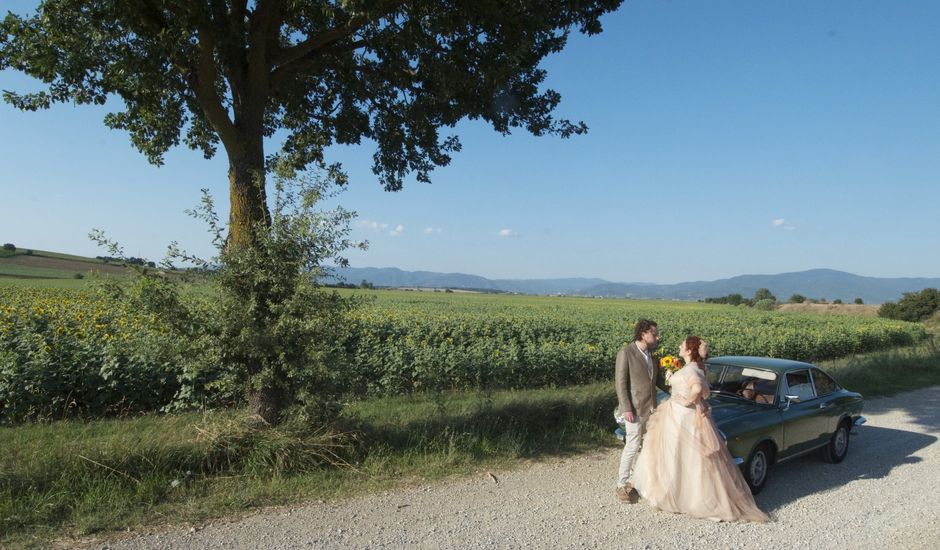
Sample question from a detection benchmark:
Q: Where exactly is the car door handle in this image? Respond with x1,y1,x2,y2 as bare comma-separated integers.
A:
819,402,831,409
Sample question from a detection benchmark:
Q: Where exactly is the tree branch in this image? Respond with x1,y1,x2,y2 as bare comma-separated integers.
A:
189,26,238,151
243,0,280,127
270,14,369,70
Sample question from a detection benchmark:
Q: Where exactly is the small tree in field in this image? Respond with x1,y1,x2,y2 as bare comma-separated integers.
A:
854,298,864,305
788,294,806,304
171,166,367,423
92,164,365,424
753,288,776,303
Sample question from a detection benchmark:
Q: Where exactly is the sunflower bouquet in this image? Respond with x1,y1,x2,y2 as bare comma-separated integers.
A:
659,355,683,385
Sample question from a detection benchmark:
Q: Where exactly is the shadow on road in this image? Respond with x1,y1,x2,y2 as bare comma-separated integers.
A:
757,423,936,512
861,385,940,433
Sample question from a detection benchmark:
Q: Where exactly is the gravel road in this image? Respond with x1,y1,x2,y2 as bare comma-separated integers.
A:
102,386,940,550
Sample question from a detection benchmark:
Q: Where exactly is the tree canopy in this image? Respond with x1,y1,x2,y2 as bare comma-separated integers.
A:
1,1,621,199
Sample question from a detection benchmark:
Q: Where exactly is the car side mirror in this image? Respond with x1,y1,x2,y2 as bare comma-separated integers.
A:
782,394,800,410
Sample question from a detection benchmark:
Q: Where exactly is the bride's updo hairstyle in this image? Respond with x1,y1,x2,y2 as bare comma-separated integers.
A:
683,336,709,364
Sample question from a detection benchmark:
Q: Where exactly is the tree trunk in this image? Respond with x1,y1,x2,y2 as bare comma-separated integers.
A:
248,383,285,426
225,129,283,424
227,133,271,250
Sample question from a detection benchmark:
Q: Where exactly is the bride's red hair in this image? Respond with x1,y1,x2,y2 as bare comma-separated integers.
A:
684,335,709,364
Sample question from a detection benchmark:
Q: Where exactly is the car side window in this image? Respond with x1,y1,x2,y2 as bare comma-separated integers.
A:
785,370,816,401
812,369,838,397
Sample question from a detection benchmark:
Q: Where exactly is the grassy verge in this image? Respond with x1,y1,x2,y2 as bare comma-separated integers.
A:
1,384,617,548
819,326,940,397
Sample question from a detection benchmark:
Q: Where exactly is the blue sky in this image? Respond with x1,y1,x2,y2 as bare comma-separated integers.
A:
2,1,939,284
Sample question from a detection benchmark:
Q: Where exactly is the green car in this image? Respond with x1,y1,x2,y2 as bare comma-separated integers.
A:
704,356,865,494
617,356,866,495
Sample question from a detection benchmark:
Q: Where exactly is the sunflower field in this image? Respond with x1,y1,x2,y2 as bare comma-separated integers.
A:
0,287,928,422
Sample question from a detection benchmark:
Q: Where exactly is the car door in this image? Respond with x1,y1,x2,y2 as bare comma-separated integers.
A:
810,368,842,434
778,369,829,457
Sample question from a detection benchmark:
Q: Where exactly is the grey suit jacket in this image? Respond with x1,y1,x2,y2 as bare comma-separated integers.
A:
614,342,669,418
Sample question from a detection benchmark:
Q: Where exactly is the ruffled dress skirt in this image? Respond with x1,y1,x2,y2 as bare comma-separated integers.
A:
631,398,769,523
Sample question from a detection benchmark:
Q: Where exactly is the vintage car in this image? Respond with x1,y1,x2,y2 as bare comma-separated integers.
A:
617,356,866,495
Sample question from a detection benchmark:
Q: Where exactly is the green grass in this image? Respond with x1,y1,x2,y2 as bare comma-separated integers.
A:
1,384,617,548
0,262,85,279
0,277,93,289
819,328,940,397
23,249,109,263
0,248,109,263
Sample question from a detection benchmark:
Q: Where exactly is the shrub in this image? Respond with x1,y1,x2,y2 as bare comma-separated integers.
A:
754,298,776,311
788,294,806,304
162,164,366,425
854,298,864,305
753,288,776,303
833,299,843,304
73,273,84,279
2,243,14,251
879,288,940,322
704,293,750,306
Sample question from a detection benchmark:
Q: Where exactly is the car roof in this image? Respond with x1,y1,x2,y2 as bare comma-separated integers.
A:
706,356,817,372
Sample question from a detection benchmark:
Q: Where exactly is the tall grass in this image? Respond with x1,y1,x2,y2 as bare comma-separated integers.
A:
819,323,940,397
0,384,617,548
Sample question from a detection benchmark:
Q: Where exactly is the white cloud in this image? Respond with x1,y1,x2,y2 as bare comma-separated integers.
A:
772,218,796,230
498,228,515,237
390,224,405,237
424,227,442,235
358,220,389,232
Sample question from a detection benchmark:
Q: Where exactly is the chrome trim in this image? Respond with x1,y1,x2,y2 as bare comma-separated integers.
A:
851,416,866,434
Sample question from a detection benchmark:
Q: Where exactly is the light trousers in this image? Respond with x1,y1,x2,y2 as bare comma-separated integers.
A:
617,414,649,487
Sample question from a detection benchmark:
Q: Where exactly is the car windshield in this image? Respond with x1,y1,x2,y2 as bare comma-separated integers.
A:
706,364,779,404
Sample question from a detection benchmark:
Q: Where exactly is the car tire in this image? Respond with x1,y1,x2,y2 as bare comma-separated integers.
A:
744,443,771,495
822,420,850,464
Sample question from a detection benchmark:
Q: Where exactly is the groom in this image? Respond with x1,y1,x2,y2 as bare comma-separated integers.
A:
615,318,668,503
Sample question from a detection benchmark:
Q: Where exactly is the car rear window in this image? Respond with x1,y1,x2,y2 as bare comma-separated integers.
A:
812,369,838,396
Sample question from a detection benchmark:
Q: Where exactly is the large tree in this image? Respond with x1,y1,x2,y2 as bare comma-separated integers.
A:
1,0,622,420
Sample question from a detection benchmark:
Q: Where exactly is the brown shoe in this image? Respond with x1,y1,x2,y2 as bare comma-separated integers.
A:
616,484,634,503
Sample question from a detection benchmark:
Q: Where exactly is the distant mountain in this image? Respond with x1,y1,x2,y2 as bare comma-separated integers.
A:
330,267,940,304
330,267,606,295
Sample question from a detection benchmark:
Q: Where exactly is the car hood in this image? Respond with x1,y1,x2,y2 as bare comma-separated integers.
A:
708,396,766,425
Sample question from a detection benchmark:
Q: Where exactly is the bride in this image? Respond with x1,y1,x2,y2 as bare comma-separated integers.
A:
631,336,769,522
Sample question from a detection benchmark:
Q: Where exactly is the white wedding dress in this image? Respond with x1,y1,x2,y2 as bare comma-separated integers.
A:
631,363,769,522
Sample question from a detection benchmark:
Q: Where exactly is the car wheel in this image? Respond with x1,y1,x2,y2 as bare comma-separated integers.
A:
744,443,771,495
822,421,850,464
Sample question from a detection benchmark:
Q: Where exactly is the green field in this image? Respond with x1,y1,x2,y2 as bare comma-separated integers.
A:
0,248,129,282
0,262,88,279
